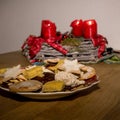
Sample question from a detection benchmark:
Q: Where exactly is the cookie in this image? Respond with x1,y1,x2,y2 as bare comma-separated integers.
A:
42,81,65,92
23,66,44,79
55,71,85,87
9,80,43,92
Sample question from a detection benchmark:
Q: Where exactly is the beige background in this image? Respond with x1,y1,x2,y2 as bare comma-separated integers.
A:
0,0,120,54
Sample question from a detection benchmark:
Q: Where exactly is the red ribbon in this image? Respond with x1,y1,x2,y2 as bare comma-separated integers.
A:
91,34,108,58
22,35,44,59
22,34,68,59
45,35,68,55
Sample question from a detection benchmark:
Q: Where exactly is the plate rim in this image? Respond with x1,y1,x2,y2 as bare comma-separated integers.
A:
0,80,100,99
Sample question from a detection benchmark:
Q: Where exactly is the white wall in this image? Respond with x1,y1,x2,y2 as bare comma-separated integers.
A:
0,0,120,54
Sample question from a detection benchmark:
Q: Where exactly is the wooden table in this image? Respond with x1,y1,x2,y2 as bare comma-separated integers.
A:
0,51,120,120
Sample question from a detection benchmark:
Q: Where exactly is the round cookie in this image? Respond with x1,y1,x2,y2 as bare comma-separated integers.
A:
9,80,43,92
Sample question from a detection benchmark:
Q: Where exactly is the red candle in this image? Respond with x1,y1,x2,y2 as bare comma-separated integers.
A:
83,19,97,39
70,19,83,37
41,20,56,39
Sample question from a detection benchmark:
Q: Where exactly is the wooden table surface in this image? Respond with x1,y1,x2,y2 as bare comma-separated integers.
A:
0,51,120,120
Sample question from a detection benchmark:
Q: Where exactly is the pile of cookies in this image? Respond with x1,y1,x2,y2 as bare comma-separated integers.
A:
0,59,98,93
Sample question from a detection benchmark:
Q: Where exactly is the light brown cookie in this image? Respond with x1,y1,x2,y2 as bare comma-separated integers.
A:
44,58,60,64
80,66,96,80
9,80,43,92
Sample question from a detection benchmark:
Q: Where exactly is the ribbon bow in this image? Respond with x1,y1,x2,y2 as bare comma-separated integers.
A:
91,34,108,58
22,34,68,59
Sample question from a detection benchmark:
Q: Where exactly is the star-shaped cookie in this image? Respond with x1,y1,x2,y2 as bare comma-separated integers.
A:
58,59,85,74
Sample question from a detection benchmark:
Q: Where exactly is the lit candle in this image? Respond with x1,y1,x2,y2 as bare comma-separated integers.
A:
83,19,97,39
41,20,56,39
70,19,83,37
